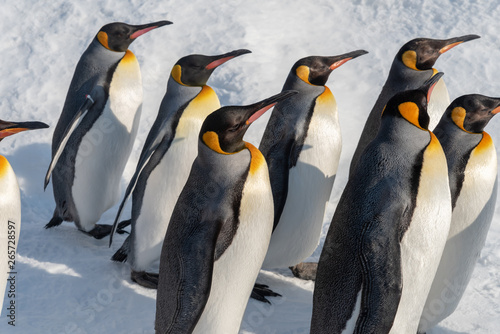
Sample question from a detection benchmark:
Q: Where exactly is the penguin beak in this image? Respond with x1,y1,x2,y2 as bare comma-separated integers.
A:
205,49,252,70
438,34,480,54
246,90,298,125
130,20,173,39
328,50,369,70
421,72,444,102
0,120,49,139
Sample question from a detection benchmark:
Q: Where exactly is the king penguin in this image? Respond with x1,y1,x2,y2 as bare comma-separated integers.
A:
108,49,251,288
349,35,479,177
418,95,500,333
44,21,172,239
311,73,452,334
0,119,48,315
155,91,296,334
258,50,368,281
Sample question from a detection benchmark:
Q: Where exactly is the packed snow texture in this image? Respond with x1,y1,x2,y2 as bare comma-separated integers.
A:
1,0,499,333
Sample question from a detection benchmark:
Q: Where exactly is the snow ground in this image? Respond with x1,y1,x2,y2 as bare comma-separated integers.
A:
0,0,499,333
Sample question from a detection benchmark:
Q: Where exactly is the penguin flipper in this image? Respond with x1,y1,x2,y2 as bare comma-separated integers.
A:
155,219,222,334
44,87,104,189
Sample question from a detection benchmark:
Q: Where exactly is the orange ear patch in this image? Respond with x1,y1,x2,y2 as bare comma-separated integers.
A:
97,31,110,50
450,107,473,133
171,65,185,86
398,102,424,130
202,131,230,155
296,65,311,85
402,50,419,70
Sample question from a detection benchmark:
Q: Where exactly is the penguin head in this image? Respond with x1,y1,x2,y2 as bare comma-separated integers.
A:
0,119,49,142
200,91,298,153
446,95,500,133
292,50,368,86
96,20,172,52
383,72,444,130
397,35,479,71
171,49,251,86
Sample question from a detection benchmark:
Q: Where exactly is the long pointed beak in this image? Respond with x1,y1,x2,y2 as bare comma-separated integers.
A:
0,121,49,139
130,20,172,39
205,49,252,70
246,90,298,125
439,34,480,54
328,50,368,70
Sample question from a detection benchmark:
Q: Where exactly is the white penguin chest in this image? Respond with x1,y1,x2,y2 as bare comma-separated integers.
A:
418,134,498,332
72,51,143,229
193,147,274,334
131,88,221,270
0,156,20,316
450,139,497,239
428,77,450,130
263,89,340,268
391,134,452,333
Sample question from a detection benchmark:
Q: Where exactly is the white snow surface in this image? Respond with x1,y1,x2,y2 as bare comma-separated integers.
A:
1,0,499,333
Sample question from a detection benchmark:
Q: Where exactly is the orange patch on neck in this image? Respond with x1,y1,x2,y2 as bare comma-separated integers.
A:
0,155,10,178
472,132,494,156
244,142,265,175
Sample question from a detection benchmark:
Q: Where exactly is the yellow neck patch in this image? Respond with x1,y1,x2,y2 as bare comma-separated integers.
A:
244,142,265,175
402,50,419,70
97,31,111,50
171,65,186,86
296,65,311,85
398,102,424,129
0,155,10,179
202,131,231,155
451,106,474,133
473,132,494,156
316,86,335,106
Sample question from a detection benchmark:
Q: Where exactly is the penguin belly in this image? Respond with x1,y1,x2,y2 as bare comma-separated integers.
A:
72,53,142,231
0,157,20,316
263,93,340,269
419,141,497,332
193,155,274,334
390,135,452,333
427,77,450,130
131,120,203,271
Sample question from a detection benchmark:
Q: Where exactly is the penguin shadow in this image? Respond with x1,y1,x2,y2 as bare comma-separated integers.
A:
241,269,313,334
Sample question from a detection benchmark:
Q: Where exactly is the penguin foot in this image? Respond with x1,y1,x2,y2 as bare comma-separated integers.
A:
85,224,114,239
116,220,131,235
250,283,281,304
289,262,317,281
45,216,63,229
131,270,159,289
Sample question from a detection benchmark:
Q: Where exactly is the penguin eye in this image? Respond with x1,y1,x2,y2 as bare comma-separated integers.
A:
228,124,240,132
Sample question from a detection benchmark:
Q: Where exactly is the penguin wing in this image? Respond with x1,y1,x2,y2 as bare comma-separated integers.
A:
44,86,105,189
264,140,294,231
109,127,177,246
355,197,405,332
155,218,223,334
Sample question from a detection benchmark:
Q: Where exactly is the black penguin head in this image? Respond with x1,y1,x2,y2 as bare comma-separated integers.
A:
96,20,172,52
292,50,368,86
397,35,479,71
0,119,49,142
171,49,251,86
383,72,444,130
445,94,500,133
200,91,298,154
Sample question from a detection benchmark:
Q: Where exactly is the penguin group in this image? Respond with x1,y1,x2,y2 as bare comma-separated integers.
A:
1,15,498,334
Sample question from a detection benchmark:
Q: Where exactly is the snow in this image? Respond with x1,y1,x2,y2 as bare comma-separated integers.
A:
1,0,499,333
